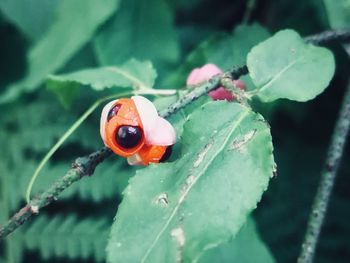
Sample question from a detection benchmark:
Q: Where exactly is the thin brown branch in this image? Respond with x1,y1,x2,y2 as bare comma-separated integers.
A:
298,80,350,263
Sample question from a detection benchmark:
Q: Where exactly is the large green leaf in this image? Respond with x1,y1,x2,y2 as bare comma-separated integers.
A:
323,0,350,28
0,0,59,41
93,0,179,69
198,217,275,263
0,0,119,104
247,29,335,102
47,59,157,106
107,101,275,263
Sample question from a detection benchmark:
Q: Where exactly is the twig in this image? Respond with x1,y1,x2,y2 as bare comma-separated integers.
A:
305,28,350,45
160,65,248,118
298,81,350,263
0,66,247,239
1,28,350,239
242,0,258,24
0,147,112,239
220,76,249,105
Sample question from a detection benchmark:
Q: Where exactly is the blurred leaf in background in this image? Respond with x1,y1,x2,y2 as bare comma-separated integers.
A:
93,0,180,78
0,0,59,42
0,0,120,104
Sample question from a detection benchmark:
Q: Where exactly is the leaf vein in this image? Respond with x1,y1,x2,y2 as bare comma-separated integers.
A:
106,67,149,90
140,109,250,263
258,56,303,93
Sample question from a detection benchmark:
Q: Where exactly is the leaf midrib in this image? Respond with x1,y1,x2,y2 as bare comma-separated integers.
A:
257,56,304,94
140,109,250,263
106,66,149,90
247,56,304,98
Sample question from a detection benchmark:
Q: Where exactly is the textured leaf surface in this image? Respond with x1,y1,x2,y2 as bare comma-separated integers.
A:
247,29,335,102
47,59,157,105
107,101,275,263
48,59,156,91
93,0,179,69
0,0,119,104
198,217,275,263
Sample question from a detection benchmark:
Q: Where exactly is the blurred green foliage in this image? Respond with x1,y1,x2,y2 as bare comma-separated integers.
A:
0,0,349,262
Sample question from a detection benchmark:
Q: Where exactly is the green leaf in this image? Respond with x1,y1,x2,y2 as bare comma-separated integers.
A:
48,59,157,91
47,59,157,106
107,101,275,263
93,0,179,69
0,0,120,104
247,29,335,102
0,0,59,41
323,0,350,28
198,217,275,263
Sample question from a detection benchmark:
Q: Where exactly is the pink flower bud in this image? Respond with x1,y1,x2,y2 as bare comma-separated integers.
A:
186,64,222,86
208,87,234,101
187,63,247,101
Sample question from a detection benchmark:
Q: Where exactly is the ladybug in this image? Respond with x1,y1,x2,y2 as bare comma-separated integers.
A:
100,96,176,165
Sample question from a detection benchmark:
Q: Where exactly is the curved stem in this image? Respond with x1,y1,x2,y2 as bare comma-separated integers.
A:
298,80,350,263
1,66,248,239
243,0,257,24
25,89,177,203
25,92,131,203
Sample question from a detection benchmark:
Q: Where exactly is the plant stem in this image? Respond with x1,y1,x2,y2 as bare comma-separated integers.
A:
24,92,131,203
298,81,350,263
0,66,247,239
242,0,258,24
0,147,112,239
0,28,349,239
305,29,350,45
160,66,248,118
220,76,249,105
25,89,177,203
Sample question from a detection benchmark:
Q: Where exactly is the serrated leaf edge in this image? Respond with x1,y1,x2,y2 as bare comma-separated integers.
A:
139,109,250,263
